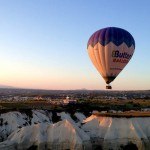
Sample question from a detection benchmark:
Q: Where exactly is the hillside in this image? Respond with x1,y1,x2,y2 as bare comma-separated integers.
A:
0,110,150,150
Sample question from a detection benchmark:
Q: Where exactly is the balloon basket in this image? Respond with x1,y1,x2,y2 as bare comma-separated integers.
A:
106,85,112,89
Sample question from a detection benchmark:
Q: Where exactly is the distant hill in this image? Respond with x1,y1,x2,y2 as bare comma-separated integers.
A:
0,84,16,89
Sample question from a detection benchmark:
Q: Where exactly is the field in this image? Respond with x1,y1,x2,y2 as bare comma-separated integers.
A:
94,111,150,117
0,99,150,117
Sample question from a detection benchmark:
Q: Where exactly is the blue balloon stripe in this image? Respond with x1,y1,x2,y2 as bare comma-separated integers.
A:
87,27,135,48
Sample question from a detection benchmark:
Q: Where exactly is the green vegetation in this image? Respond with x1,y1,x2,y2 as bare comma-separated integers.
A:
0,98,150,117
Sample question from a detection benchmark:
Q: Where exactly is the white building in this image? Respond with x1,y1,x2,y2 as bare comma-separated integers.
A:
62,96,77,105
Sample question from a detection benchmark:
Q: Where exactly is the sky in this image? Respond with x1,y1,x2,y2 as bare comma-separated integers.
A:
0,0,150,90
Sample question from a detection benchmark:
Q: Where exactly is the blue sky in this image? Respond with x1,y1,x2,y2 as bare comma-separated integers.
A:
0,0,150,90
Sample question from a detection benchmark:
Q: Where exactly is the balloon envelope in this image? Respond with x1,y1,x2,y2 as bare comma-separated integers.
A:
87,27,135,85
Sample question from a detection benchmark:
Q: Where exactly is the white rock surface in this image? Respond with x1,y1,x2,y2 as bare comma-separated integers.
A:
0,111,150,150
31,110,52,125
0,110,52,142
0,111,28,141
0,120,91,150
82,115,150,150
74,112,86,123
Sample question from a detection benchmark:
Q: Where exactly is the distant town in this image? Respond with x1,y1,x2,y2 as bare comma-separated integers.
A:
0,88,150,116
0,88,150,101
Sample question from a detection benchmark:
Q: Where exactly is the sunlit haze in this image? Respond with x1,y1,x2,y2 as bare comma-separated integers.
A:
0,0,150,90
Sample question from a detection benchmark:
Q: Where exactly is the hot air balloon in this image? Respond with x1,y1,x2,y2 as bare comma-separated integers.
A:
87,27,135,89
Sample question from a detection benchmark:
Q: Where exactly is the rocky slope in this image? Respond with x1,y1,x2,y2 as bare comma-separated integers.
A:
0,110,150,150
